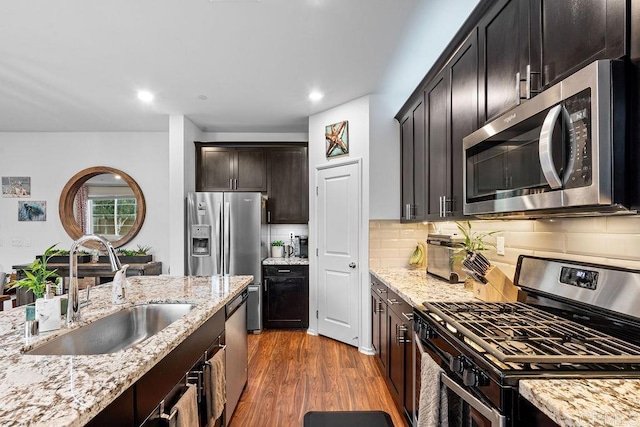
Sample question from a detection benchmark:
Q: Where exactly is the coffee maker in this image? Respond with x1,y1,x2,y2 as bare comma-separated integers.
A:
295,235,309,258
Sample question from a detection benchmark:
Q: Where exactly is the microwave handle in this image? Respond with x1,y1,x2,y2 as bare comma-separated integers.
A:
538,104,564,189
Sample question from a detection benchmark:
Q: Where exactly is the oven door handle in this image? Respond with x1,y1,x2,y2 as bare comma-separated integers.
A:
538,104,564,190
441,374,506,427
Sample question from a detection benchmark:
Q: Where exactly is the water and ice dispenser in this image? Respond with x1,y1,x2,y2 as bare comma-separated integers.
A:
191,225,211,256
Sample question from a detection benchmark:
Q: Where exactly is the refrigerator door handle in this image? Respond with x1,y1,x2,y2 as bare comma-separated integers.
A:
216,201,223,275
224,201,231,274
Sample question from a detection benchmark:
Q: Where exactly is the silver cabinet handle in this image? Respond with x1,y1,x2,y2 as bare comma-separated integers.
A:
539,104,564,189
277,269,291,273
375,287,387,294
516,71,522,105
402,312,413,321
267,211,271,223
234,178,238,190
387,298,398,305
405,203,411,220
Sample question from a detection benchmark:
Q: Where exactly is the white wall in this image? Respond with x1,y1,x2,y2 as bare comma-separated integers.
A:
0,132,169,272
369,95,400,219
168,115,203,275
201,132,308,142
308,95,372,353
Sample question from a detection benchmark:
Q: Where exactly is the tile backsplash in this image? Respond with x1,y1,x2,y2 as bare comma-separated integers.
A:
369,216,640,278
369,221,430,268
270,224,308,246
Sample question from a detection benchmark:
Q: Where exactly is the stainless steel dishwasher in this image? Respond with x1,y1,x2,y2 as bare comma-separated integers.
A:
225,289,248,426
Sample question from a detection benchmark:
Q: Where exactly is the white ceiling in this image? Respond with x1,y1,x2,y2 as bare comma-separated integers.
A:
0,0,423,133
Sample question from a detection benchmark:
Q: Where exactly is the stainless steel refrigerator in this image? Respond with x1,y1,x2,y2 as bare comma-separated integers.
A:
186,192,267,329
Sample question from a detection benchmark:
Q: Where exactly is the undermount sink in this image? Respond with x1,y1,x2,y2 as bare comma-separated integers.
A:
26,303,194,356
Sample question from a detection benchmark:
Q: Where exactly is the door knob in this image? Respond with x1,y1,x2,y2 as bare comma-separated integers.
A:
349,262,356,269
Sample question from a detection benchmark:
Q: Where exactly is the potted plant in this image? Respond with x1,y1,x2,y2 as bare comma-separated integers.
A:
37,246,91,264
11,244,61,305
271,240,284,258
453,221,499,286
98,244,153,264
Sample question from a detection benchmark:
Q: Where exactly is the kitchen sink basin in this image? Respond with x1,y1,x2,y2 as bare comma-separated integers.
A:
26,303,194,356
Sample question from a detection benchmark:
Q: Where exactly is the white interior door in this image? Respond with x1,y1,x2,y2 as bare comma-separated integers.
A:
316,162,360,346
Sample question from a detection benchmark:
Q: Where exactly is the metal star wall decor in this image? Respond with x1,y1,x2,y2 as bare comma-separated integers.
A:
325,120,349,158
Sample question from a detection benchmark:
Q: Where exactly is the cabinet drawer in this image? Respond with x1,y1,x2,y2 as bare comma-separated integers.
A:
264,265,308,277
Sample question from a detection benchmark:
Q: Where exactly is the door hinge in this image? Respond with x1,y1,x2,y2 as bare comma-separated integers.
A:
316,186,318,196
316,310,319,319
316,248,318,256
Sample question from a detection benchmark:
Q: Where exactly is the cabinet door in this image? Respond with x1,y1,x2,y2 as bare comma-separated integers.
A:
479,0,529,123
400,113,414,221
449,31,479,217
267,147,308,223
371,285,389,372
533,0,626,87
425,71,450,219
400,98,427,221
198,147,235,191
388,309,405,407
235,148,267,191
263,267,309,329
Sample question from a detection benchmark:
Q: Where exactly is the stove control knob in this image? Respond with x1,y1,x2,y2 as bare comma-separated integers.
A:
449,356,465,373
463,368,479,387
463,368,489,387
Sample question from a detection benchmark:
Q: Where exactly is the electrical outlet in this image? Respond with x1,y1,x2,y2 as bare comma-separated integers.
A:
496,236,505,256
289,231,295,241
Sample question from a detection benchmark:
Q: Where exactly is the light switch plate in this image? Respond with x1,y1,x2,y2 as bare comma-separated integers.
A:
496,236,505,256
289,231,295,240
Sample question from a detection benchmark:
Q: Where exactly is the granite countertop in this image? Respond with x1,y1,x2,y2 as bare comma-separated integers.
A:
0,275,252,427
369,267,640,427
263,257,309,266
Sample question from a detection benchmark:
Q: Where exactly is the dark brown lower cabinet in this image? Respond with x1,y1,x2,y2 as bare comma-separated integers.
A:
87,309,226,426
370,275,413,425
263,265,309,329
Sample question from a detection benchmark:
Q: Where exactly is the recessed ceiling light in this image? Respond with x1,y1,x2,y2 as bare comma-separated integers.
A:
137,90,154,103
309,91,324,101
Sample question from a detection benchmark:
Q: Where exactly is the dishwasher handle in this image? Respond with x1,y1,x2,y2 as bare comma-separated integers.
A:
226,289,248,318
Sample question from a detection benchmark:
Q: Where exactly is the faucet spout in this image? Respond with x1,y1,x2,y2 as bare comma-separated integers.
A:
67,235,121,326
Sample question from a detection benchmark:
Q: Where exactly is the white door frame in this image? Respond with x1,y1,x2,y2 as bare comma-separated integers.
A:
309,157,372,354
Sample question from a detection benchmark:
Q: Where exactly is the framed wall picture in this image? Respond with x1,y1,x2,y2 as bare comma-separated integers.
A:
325,120,349,158
2,176,31,198
18,201,46,221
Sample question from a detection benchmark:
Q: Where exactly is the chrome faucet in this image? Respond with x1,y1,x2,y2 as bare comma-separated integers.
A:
67,235,121,326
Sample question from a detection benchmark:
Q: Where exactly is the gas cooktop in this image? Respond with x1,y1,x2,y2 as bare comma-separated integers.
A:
423,301,640,365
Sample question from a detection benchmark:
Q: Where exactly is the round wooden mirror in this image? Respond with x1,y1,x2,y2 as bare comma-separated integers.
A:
59,166,146,249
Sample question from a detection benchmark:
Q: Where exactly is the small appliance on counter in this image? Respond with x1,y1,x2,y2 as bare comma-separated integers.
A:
297,235,308,258
426,234,464,283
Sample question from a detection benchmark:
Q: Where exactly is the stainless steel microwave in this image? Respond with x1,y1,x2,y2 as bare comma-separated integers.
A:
463,60,629,217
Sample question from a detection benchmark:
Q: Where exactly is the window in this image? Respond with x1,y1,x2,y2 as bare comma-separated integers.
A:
89,197,137,237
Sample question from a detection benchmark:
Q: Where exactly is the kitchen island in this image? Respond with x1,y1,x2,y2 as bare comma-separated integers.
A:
0,275,252,427
370,267,640,427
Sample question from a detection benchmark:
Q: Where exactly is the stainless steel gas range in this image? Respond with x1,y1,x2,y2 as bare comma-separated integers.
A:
413,255,640,427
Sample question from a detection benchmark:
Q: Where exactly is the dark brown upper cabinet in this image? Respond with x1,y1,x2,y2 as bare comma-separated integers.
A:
400,96,427,221
478,0,530,123
425,70,450,218
267,147,308,224
531,0,626,88
448,31,479,219
197,146,267,192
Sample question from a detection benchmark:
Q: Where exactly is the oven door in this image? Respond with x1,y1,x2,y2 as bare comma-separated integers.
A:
463,60,610,216
414,331,506,427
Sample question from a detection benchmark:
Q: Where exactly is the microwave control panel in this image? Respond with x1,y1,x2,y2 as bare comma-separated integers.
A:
564,88,592,189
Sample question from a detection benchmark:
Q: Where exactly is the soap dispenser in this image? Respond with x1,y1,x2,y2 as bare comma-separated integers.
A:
112,264,130,305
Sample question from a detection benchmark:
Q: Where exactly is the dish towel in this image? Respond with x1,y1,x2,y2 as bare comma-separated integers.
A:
169,384,199,427
204,348,226,427
418,353,449,427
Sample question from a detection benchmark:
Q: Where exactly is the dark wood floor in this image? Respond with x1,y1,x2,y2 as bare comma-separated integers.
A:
228,330,406,427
